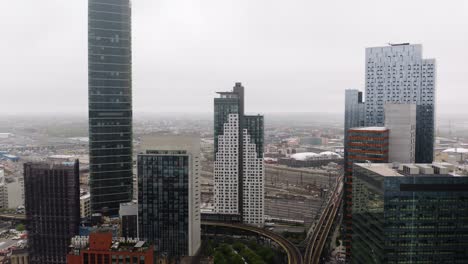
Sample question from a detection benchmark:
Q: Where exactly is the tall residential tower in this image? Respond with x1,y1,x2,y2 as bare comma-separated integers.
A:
88,0,133,215
213,83,265,225
365,44,435,163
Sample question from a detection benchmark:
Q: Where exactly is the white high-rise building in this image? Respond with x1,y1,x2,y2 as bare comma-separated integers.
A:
213,83,265,226
385,103,417,163
365,43,435,163
0,167,24,209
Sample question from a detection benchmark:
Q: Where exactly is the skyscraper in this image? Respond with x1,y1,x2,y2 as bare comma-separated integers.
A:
365,43,435,163
88,0,133,215
344,89,365,136
138,136,201,258
352,163,468,263
24,161,80,264
343,127,389,257
213,83,265,225
384,103,416,163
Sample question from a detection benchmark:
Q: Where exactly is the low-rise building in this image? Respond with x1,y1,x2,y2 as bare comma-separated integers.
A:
67,232,154,264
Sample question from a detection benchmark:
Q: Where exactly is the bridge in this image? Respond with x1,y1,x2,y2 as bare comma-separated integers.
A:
202,222,303,264
303,176,343,264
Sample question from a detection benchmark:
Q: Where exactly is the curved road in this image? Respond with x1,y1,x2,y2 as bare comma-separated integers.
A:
202,222,303,264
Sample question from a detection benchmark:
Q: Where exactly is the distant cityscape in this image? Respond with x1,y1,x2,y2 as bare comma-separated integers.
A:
0,1,467,264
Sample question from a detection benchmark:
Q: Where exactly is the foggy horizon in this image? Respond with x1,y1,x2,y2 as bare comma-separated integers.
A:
1,0,467,115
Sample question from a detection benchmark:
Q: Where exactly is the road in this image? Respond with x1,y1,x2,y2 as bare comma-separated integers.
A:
202,221,303,264
303,176,343,264
0,214,25,221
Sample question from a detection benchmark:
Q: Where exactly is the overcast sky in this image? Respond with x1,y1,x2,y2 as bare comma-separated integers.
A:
1,0,467,115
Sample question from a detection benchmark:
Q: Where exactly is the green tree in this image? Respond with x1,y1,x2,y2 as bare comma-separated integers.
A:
214,251,227,264
230,254,244,264
15,224,25,232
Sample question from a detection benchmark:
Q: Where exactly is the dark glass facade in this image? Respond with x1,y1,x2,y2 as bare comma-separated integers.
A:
138,153,189,258
343,128,389,256
352,164,468,264
24,161,80,264
121,214,138,239
415,104,435,163
245,115,264,158
88,0,133,215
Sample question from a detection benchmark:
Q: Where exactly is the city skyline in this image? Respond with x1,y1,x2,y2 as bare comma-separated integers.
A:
1,0,467,114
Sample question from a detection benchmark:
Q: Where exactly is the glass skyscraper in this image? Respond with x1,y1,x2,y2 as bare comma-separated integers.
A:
138,136,201,258
352,163,468,263
88,0,133,215
343,127,389,257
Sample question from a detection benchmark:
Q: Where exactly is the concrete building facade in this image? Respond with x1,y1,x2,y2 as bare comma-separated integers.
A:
384,103,416,163
213,83,265,225
365,44,436,163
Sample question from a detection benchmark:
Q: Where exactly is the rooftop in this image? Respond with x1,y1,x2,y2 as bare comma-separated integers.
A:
70,233,151,253
354,163,466,177
350,126,388,131
355,163,403,177
443,148,468,154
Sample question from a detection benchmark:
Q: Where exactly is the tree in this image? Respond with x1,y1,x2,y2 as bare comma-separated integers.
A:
214,251,227,264
15,224,25,232
230,254,244,264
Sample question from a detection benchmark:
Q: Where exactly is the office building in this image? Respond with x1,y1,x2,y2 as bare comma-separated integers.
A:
343,127,389,256
0,167,24,209
24,161,80,264
67,232,154,264
88,0,133,215
385,103,416,163
138,136,201,258
80,193,91,219
120,202,138,239
344,89,365,137
0,167,7,209
213,82,265,225
352,163,468,263
365,43,435,163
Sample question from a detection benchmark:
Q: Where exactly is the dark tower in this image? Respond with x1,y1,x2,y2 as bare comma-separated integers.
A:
88,0,133,215
24,161,80,264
